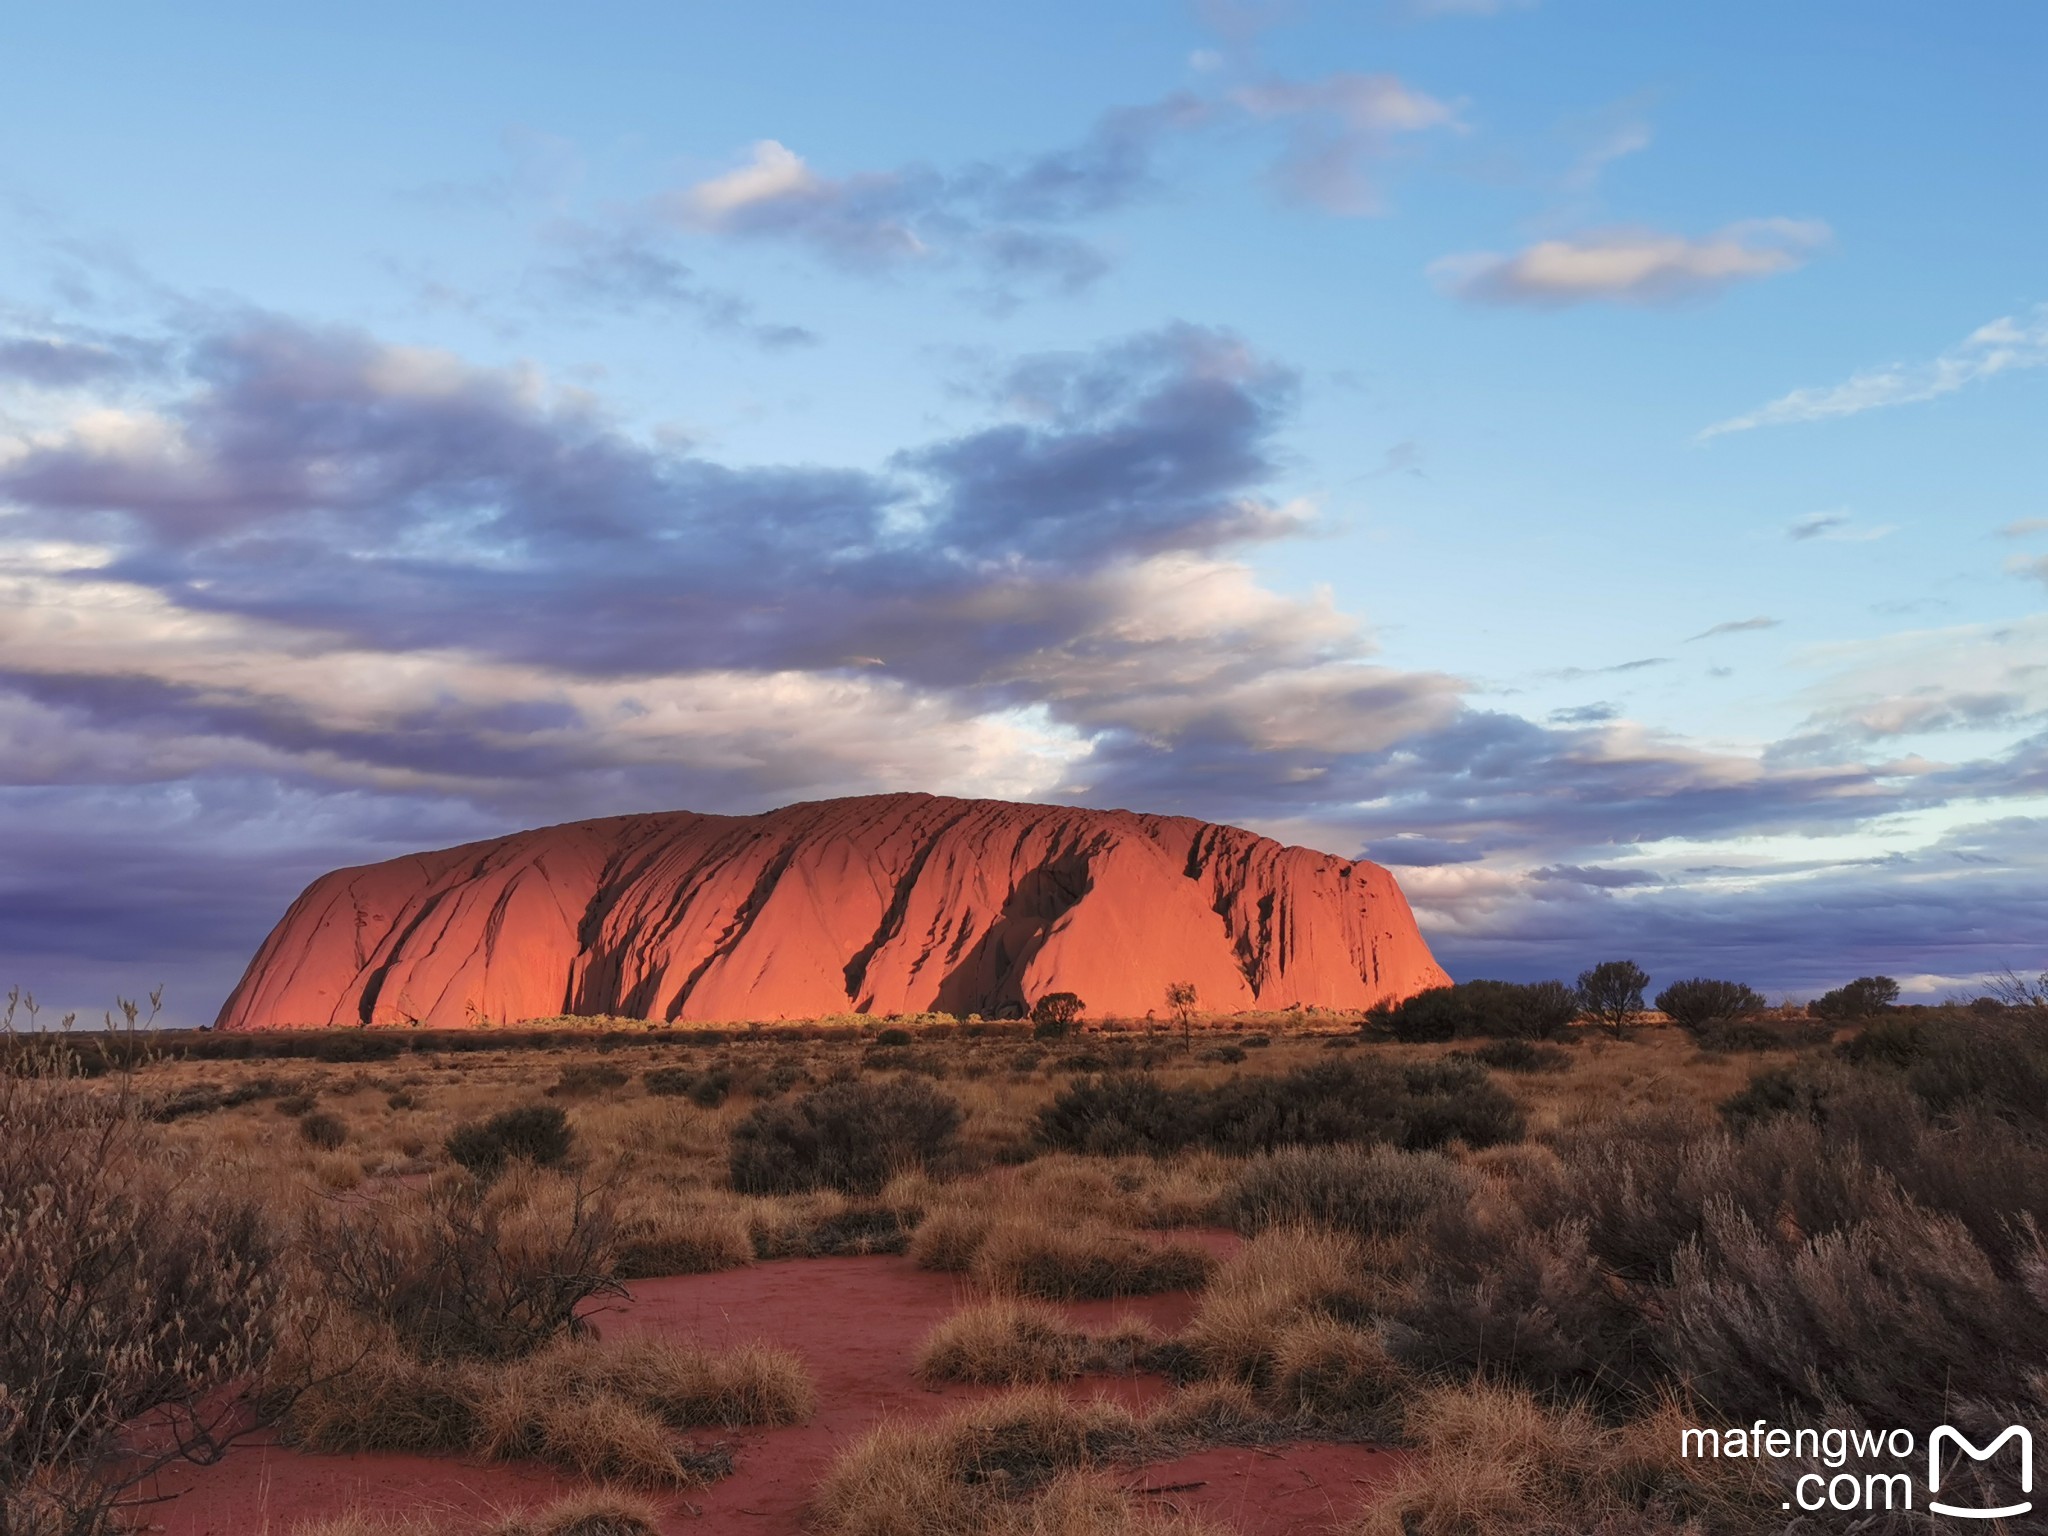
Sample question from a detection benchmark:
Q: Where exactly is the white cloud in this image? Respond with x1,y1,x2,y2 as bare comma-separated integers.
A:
685,139,822,221
1432,219,1828,307
1701,304,2048,438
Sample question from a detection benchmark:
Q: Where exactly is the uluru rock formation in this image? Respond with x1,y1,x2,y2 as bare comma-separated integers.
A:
215,793,1449,1029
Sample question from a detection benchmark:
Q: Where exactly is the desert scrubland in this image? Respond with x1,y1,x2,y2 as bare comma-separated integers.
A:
5,995,2045,1536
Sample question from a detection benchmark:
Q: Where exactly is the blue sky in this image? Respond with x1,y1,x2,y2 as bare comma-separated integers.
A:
1,1,2044,1024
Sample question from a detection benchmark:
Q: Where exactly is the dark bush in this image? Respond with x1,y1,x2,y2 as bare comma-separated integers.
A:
1810,974,1900,1020
1653,977,1766,1032
1466,978,1580,1039
1035,1058,1524,1158
1692,1019,1816,1053
688,1067,734,1107
444,1103,573,1177
1835,1012,2048,1131
297,1109,348,1150
307,1174,621,1361
1393,1057,1527,1150
1719,1065,1833,1131
1462,1038,1569,1073
1369,979,1578,1042
874,1027,915,1047
549,1062,628,1096
1198,1044,1247,1064
1031,1073,1206,1156
1029,992,1086,1039
728,1077,962,1195
275,1089,317,1117
642,1065,696,1097
1370,984,1464,1042
150,1078,279,1121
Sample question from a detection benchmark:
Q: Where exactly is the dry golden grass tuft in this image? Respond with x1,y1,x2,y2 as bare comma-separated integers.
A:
971,1220,1214,1301
489,1488,667,1536
813,1388,1203,1536
915,1300,1162,1385
289,1489,667,1536
288,1515,448,1536
1178,1227,1409,1429
611,1187,754,1278
284,1327,810,1486
912,1192,1213,1301
1141,1380,1267,1445
1337,1381,1770,1536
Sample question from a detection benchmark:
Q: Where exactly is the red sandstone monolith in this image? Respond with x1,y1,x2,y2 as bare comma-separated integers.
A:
214,793,1449,1028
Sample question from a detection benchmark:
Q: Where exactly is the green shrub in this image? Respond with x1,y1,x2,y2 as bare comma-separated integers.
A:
728,1077,962,1196
298,1109,348,1150
445,1103,573,1177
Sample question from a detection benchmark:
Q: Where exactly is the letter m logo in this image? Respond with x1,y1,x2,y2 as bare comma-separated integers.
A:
1930,1425,2033,1519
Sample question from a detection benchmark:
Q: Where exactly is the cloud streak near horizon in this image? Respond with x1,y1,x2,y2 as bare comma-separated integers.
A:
1701,305,2048,438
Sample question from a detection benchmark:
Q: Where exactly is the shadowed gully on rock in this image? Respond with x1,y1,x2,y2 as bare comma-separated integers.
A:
215,793,1448,1029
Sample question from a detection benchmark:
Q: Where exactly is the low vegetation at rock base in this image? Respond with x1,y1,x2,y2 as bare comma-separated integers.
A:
6,984,2045,1534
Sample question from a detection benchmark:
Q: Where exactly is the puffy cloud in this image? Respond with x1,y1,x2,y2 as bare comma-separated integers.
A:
656,74,1459,290
1701,304,2048,438
1433,219,1828,307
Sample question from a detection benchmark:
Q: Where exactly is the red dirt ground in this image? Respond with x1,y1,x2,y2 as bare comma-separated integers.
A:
141,1250,1405,1535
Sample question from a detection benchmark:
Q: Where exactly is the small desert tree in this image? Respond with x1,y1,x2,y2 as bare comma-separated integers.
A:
1810,975,1901,1020
1576,960,1649,1039
1165,980,1199,1052
1654,977,1767,1034
1029,991,1086,1039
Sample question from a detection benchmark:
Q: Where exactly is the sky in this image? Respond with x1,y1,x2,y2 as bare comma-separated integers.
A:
1,1,2044,1026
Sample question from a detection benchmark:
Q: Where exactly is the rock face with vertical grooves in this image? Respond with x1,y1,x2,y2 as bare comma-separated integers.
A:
214,793,1450,1029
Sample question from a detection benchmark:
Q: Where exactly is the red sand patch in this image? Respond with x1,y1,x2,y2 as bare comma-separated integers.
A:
143,1250,1401,1535
1121,1444,1407,1536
